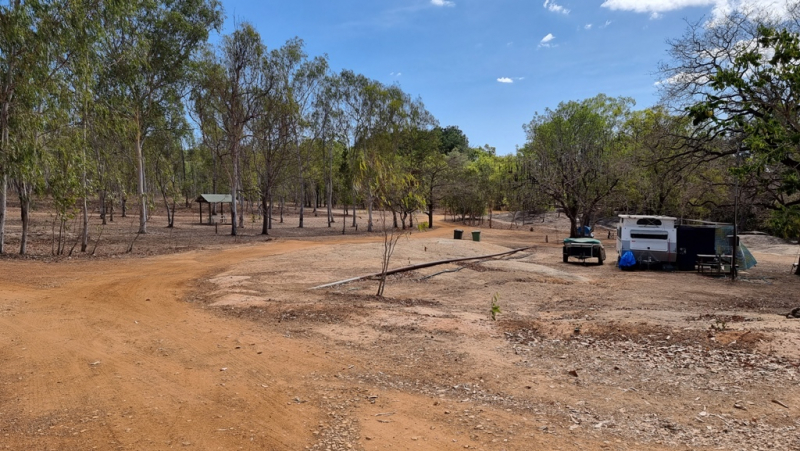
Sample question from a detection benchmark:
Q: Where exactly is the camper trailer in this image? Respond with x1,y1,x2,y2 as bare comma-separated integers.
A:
616,215,678,266
615,215,757,271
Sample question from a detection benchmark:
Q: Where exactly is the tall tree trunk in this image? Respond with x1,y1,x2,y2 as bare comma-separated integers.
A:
180,142,189,207
135,116,147,234
18,182,29,255
326,176,334,227
312,186,317,214
0,173,5,255
161,190,173,228
298,180,305,228
367,189,373,232
81,194,89,250
100,190,106,225
427,201,433,231
238,178,244,229
212,152,218,215
261,193,269,235
261,172,270,234
297,145,305,228
0,39,13,255
270,192,275,227
351,189,357,228
230,143,239,236
81,99,89,252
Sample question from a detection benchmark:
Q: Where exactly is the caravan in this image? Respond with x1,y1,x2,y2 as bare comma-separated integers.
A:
616,215,678,266
615,215,757,270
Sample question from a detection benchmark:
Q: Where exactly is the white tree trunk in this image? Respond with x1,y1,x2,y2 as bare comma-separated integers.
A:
135,121,147,234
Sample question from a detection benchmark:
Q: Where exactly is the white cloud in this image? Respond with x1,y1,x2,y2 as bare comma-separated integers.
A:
655,71,710,86
431,0,455,7
584,23,593,29
601,0,715,14
539,33,556,47
543,0,570,14
497,77,514,83
601,0,794,22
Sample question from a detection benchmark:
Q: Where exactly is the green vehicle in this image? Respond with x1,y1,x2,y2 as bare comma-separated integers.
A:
562,238,606,265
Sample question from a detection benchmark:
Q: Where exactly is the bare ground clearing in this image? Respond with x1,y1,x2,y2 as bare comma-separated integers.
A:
1,204,799,450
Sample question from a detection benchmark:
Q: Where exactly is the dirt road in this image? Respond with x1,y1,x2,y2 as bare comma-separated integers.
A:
1,214,799,450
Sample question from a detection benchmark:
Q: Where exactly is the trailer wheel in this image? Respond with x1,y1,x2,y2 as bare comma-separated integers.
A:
563,253,568,263
598,256,604,265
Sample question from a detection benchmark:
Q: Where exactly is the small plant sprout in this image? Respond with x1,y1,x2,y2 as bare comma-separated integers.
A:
710,319,728,331
490,293,501,321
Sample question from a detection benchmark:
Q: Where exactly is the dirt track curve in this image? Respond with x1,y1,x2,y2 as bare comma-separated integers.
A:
2,216,799,451
0,239,349,450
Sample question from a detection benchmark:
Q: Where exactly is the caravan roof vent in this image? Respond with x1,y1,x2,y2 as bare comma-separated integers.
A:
636,218,662,226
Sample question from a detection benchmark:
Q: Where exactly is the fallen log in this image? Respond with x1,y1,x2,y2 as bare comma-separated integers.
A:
310,246,534,290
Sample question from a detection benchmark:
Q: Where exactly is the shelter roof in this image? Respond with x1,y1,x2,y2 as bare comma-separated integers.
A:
195,194,232,204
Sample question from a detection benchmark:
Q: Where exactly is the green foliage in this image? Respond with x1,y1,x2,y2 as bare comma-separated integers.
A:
683,18,800,227
490,293,501,321
616,107,730,218
520,94,633,236
436,125,469,155
767,206,800,239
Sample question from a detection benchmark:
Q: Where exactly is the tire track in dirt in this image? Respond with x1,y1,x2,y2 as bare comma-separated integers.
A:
0,241,346,449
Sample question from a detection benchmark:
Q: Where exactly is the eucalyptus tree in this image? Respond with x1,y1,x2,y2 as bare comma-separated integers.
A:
248,38,325,234
0,0,113,254
520,94,632,237
100,0,222,235
249,58,287,234
312,73,342,228
191,23,266,236
150,116,190,228
66,0,131,251
280,48,327,229
0,0,39,253
189,49,226,208
396,112,441,229
0,0,70,253
374,87,440,229
337,70,379,230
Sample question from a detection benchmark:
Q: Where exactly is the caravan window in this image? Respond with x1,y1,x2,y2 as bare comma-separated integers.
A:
636,218,662,226
630,231,668,240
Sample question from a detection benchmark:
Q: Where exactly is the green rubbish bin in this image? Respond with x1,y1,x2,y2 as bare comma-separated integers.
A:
454,229,463,239
472,230,481,242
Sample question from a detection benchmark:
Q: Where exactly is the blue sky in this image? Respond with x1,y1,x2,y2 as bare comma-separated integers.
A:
214,0,790,155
